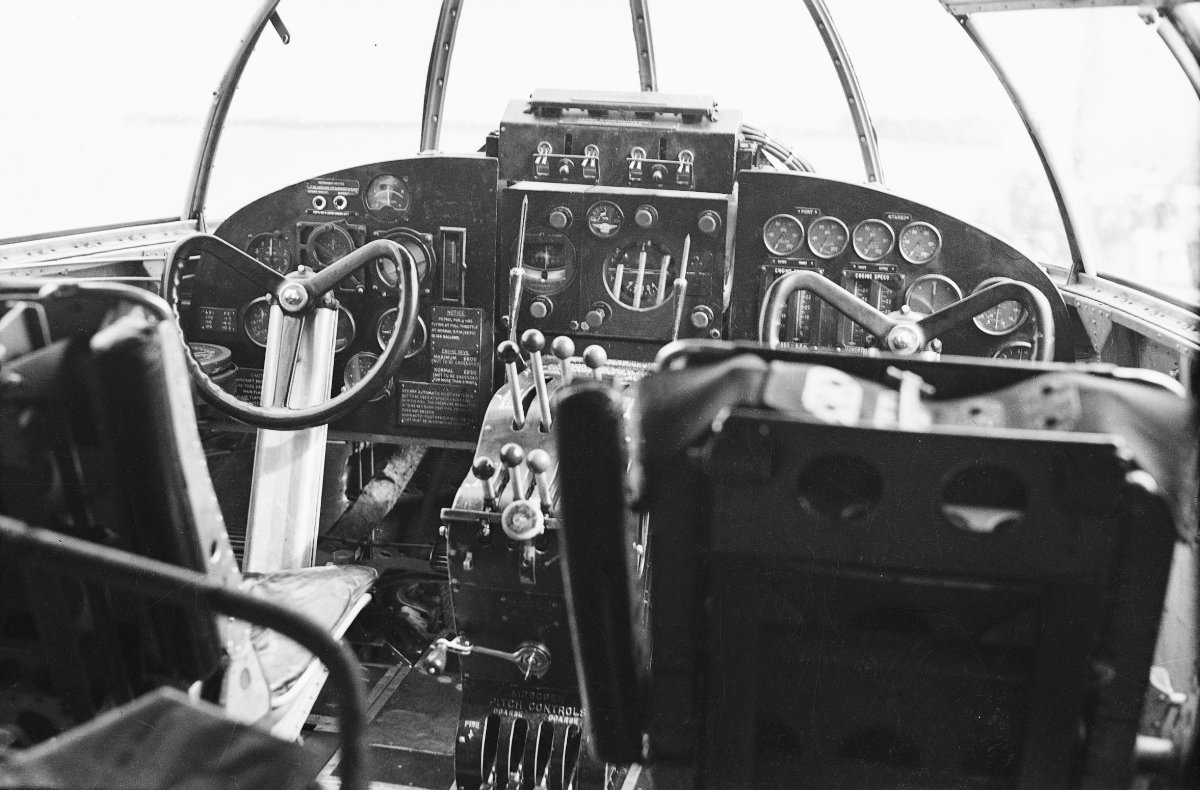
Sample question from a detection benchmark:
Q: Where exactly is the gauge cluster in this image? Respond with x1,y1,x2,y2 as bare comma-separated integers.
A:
184,156,498,445
729,170,1070,361
498,184,728,361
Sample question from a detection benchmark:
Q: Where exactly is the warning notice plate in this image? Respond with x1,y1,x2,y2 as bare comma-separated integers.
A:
197,306,237,334
398,382,477,430
430,306,483,387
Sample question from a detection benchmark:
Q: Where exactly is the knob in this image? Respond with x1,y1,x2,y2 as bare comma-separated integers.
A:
551,336,575,385
548,207,572,230
584,303,610,328
583,345,608,380
698,210,721,235
521,328,546,354
557,159,573,178
500,442,529,500
634,205,658,229
501,499,545,541
472,457,499,505
690,305,714,329
497,340,522,366
529,296,552,319
526,449,554,511
650,165,666,184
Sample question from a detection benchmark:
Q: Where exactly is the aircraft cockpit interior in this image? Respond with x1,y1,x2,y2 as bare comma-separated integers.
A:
1,2,1197,788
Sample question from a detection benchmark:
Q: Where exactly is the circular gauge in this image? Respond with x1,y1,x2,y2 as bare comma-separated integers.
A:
306,223,356,268
904,274,962,316
993,340,1034,360
242,296,273,348
971,277,1027,335
335,306,356,352
518,229,576,296
374,232,429,289
762,214,805,257
586,201,624,239
852,219,895,262
375,309,427,358
364,174,410,213
342,351,393,402
806,217,849,259
246,233,290,273
898,221,942,264
603,240,676,311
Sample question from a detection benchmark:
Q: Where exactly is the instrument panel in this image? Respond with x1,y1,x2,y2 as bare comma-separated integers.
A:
185,155,498,444
729,170,1071,361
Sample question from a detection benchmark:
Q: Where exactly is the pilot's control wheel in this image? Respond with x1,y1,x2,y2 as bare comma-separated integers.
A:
758,269,1055,361
163,234,418,430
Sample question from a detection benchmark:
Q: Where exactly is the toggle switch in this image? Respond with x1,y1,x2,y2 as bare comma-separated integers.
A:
583,345,608,381
551,336,575,385
500,442,528,500
526,449,553,513
498,340,526,429
521,329,553,429
472,456,499,508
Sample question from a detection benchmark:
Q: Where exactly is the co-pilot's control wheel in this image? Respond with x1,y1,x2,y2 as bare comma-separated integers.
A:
163,234,418,430
758,269,1055,362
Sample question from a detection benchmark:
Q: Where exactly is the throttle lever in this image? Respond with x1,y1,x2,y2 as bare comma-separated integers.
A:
508,196,530,343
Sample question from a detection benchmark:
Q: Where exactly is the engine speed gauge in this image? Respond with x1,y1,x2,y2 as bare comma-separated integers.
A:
806,217,849,259
586,201,624,239
342,352,393,401
992,340,1033,360
762,214,804,257
852,219,895,262
246,233,290,273
242,296,273,348
904,274,962,316
898,221,942,264
375,308,427,358
364,174,410,213
971,277,1027,335
306,223,355,268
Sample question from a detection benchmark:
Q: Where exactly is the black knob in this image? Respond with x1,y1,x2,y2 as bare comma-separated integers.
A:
500,443,526,469
497,340,522,365
521,328,546,354
472,457,497,481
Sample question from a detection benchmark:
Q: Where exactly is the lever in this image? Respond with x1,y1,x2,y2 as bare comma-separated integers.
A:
631,243,649,309
526,449,554,513
508,195,530,343
472,456,499,509
655,253,672,306
521,329,553,429
500,442,528,501
583,345,607,381
426,636,552,680
551,336,575,386
498,340,526,429
671,234,692,340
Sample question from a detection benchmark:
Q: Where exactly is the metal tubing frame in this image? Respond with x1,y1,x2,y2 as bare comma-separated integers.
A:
802,0,885,185
421,0,465,152
957,15,1091,278
629,0,658,91
0,515,369,790
184,0,284,228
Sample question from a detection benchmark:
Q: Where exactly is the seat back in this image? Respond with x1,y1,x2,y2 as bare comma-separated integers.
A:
560,342,1191,789
0,289,243,734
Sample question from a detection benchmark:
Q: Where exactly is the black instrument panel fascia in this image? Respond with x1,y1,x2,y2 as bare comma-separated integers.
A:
729,169,1072,362
188,154,498,445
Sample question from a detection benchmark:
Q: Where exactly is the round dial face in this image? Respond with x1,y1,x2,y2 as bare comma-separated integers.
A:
246,233,290,273
905,275,962,315
993,340,1033,360
806,217,849,259
335,306,356,352
519,230,576,296
365,175,410,213
376,309,427,358
972,277,1027,335
242,297,272,348
586,201,624,239
603,240,676,311
898,221,942,264
374,234,427,289
762,214,804,257
852,219,895,262
307,223,356,268
343,351,379,387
